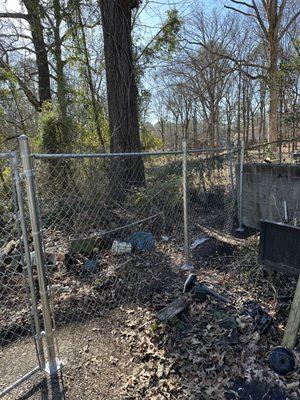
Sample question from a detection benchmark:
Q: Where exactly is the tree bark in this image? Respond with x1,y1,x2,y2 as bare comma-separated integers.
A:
53,0,72,150
22,0,55,152
99,0,145,196
76,1,106,149
268,0,279,143
23,0,51,106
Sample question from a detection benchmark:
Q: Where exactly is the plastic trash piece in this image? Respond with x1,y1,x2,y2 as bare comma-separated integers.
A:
243,300,273,334
190,237,209,249
128,231,155,251
269,347,296,375
111,241,132,254
84,254,99,271
161,235,170,242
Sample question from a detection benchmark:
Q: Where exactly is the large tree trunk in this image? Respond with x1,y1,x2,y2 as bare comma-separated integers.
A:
159,118,166,150
99,0,145,196
269,43,279,143
23,0,53,151
53,0,72,151
23,0,51,105
237,69,242,146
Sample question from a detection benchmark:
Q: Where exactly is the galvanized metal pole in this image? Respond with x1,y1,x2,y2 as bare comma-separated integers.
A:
11,152,45,369
182,139,191,267
18,135,59,374
237,142,245,232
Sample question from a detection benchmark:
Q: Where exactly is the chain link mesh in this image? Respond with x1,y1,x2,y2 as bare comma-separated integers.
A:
1,138,299,398
0,155,38,394
244,138,300,164
187,149,239,237
30,153,185,398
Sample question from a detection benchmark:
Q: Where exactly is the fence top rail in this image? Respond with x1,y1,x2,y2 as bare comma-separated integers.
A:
31,147,240,160
32,150,183,159
25,134,300,161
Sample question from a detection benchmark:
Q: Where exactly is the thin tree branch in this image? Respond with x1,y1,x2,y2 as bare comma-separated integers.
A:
0,59,40,110
230,0,254,8
224,5,256,18
279,11,300,41
0,12,29,20
252,1,268,39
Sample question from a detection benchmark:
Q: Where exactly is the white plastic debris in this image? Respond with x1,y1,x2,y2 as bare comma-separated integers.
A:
180,262,194,272
161,235,170,242
111,241,132,255
190,237,209,250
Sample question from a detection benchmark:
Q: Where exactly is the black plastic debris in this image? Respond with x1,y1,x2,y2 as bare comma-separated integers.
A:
243,301,273,334
225,378,289,400
269,347,296,375
183,274,230,303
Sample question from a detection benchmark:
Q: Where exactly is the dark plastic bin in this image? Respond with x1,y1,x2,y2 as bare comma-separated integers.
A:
259,220,300,275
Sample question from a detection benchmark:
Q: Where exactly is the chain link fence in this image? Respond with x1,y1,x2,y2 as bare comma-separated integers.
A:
1,135,299,399
32,153,184,323
0,153,40,396
187,149,239,235
29,151,185,398
244,137,300,164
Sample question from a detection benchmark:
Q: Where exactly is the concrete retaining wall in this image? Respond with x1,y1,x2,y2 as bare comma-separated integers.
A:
239,164,300,229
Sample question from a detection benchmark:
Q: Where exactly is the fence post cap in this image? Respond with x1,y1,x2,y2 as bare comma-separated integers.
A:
18,134,28,141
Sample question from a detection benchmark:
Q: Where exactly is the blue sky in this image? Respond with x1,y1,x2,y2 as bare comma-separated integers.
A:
139,0,224,29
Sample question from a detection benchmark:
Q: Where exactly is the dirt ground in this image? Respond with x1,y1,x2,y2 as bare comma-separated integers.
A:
1,234,300,400
2,310,138,400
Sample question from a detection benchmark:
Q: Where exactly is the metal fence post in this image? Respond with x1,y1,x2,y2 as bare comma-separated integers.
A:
182,139,191,268
11,152,46,369
237,141,245,232
18,135,60,374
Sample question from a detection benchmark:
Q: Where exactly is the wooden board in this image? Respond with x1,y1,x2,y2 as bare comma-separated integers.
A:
155,296,189,322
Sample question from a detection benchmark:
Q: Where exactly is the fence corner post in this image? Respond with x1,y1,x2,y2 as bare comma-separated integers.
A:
18,135,60,374
182,138,192,270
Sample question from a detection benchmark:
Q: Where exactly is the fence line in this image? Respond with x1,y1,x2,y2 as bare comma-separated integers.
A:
0,134,299,398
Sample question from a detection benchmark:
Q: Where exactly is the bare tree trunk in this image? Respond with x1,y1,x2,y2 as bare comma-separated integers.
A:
174,114,179,151
23,0,51,105
23,0,54,151
53,0,72,150
268,1,279,143
159,118,166,150
193,108,197,148
76,0,106,149
237,70,242,146
100,0,145,196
